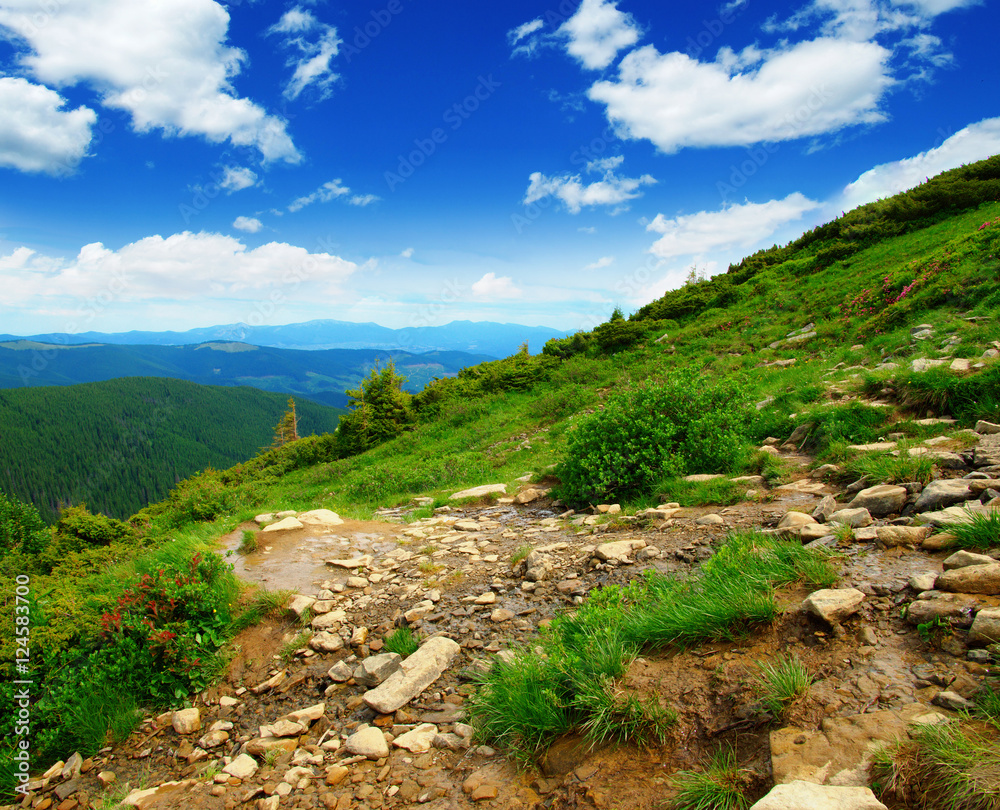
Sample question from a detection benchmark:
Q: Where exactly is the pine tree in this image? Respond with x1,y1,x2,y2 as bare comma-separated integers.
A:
336,361,413,456
271,397,299,448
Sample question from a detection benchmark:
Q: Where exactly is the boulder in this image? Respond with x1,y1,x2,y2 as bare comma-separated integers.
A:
750,781,887,810
778,512,818,529
803,589,865,624
799,524,833,542
449,484,506,501
828,508,873,528
906,597,976,626
353,653,403,687
913,480,973,513
223,754,258,780
876,526,930,548
812,495,838,523
593,539,646,563
849,485,907,517
363,637,461,714
969,607,1000,645
392,723,438,753
171,708,201,735
262,516,304,533
345,726,389,759
309,631,345,653
297,509,344,528
935,563,1000,595
943,549,996,569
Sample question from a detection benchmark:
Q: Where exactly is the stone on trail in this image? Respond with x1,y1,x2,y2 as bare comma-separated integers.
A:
286,594,316,618
297,509,344,528
392,723,438,753
799,524,833,542
803,588,865,624
345,726,389,759
849,485,907,518
514,488,544,504
328,661,353,682
943,549,997,569
122,780,198,809
876,526,930,548
326,554,372,569
684,473,724,483
309,631,344,653
449,484,507,500
976,420,1000,434
969,607,1000,645
262,516,304,533
750,781,887,810
776,480,827,494
353,653,403,687
696,513,725,525
920,504,1000,528
935,563,1000,595
812,495,838,523
223,754,258,780
913,479,973,512
593,539,646,562
363,637,461,714
906,596,976,626
311,610,348,630
454,519,480,532
778,511,817,529
171,708,201,735
828,508,873,528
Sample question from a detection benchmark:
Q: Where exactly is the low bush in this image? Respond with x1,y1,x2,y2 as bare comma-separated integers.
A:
555,369,754,505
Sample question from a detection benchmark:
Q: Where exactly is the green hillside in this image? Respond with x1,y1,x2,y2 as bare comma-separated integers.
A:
2,155,1000,797
0,377,342,521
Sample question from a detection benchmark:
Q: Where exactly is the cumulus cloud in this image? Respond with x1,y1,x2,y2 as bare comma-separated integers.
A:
584,256,614,270
267,5,341,101
589,39,892,153
836,116,1000,211
349,194,379,207
233,216,263,233
524,156,655,214
0,77,96,174
0,0,299,163
647,193,820,260
220,165,258,193
0,232,357,308
558,0,642,70
288,179,350,212
400,247,414,259
472,272,522,299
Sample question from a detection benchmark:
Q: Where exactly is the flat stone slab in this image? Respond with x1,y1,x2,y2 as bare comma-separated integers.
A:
449,484,507,500
262,516,304,533
364,637,461,714
297,509,344,527
775,480,827,494
593,539,647,562
750,781,887,810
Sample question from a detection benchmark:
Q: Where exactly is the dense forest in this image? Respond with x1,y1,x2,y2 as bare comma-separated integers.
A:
0,377,342,521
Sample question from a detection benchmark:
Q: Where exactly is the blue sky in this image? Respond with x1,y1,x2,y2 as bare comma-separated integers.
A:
0,0,997,337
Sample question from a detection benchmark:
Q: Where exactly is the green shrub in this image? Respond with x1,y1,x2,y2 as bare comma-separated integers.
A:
0,493,50,558
555,369,754,504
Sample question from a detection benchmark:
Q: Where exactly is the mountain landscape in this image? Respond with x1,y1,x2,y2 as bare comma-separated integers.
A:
0,341,495,408
0,320,569,357
2,158,1000,809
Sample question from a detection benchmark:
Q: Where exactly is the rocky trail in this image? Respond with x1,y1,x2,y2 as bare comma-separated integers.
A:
14,422,1000,810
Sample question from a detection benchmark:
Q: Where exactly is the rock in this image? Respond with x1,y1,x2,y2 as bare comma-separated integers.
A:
778,512,817,529
684,474,725,483
976,420,1000,435
392,723,438,753
354,653,403,687
284,703,325,724
309,631,345,653
311,610,348,630
449,484,507,500
913,479,973,512
454,519,481,532
325,765,349,786
197,729,229,749
345,726,389,759
298,509,344,527
62,752,83,780
97,771,116,789
750,781,887,810
911,358,946,373
799,524,833,542
325,555,372,570
829,508,873,528
936,563,1000,595
803,589,865,624
474,592,497,604
783,423,814,449
172,708,201,735
122,781,197,809
943,550,996,569
696,514,725,526
776,480,827,494
267,719,306,738
849,485,907,517
287,594,316,618
328,661,353,682
404,601,435,623
932,691,975,711
363,637,461,714
876,526,931,548
908,573,938,591
921,504,1000,528
906,596,977,626
223,754,259,780
596,503,622,513
593,539,646,562
514,488,544,504
950,358,971,373
812,495,838,523
490,608,515,622
523,551,555,582
969,607,1000,645
262,516,304,533
245,737,297,756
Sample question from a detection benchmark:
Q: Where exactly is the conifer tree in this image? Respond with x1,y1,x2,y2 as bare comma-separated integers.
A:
336,361,413,456
271,397,299,448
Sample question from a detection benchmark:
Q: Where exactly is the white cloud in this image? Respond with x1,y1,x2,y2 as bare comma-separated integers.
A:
578,226,597,234
288,179,350,212
349,194,379,207
509,18,544,45
0,0,299,163
836,116,1000,211
400,247,414,259
0,232,357,307
267,6,341,101
589,39,892,153
524,158,655,214
558,0,642,70
584,256,614,270
471,272,522,299
233,216,263,233
890,0,980,14
0,77,96,174
220,165,258,193
647,193,820,260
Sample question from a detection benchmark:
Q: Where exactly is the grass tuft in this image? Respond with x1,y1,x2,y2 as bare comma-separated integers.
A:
668,747,753,810
384,627,419,657
237,529,258,555
751,654,813,720
947,510,1000,551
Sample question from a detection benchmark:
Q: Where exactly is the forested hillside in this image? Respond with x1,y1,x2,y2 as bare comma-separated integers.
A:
0,342,493,408
0,377,342,521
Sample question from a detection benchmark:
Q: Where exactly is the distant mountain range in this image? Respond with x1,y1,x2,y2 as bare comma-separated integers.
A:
0,319,569,357
0,342,495,408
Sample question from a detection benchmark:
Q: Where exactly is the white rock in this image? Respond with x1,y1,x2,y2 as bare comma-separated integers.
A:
849,485,907,517
345,726,389,759
172,708,201,735
828,508,873,528
594,539,646,562
449,484,507,500
309,631,344,652
223,754,259,780
778,512,817,528
969,607,1000,645
803,588,865,624
297,509,344,527
363,637,461,714
750,780,887,810
262,516,304,533
391,723,439,753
